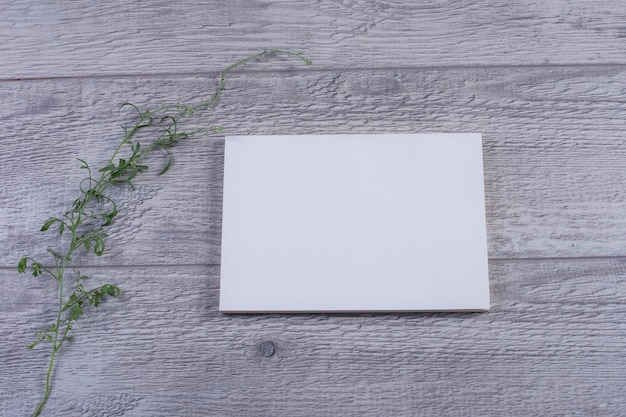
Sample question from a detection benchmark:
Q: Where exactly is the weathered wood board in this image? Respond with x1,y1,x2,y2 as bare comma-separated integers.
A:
2,260,626,416
1,0,626,415
3,1,626,78
2,68,626,264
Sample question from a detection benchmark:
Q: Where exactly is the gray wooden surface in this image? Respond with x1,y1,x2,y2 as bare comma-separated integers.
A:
1,1,626,416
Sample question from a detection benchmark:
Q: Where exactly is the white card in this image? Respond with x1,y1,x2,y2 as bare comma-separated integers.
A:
219,134,489,312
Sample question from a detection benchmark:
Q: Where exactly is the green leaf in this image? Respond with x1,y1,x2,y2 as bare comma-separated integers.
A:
75,270,88,282
102,284,121,297
76,158,90,170
99,163,115,172
58,222,65,236
101,211,116,227
41,218,57,232
69,304,84,321
93,238,105,256
158,148,173,175
17,257,27,273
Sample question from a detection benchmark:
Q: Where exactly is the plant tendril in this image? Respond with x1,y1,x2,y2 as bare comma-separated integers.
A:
18,49,312,417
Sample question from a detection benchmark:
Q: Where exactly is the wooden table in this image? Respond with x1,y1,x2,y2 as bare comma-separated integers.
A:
2,1,625,416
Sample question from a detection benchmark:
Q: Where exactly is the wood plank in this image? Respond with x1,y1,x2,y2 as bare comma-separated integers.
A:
2,67,626,265
2,0,626,78
1,259,625,415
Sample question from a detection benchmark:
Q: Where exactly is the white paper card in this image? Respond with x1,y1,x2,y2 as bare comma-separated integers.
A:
220,134,489,312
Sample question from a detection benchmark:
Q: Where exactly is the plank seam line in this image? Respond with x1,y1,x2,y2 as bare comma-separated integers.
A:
490,255,626,263
0,263,221,271
3,256,626,271
3,62,626,83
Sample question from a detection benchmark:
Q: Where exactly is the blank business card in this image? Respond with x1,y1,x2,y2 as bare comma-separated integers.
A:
219,134,489,312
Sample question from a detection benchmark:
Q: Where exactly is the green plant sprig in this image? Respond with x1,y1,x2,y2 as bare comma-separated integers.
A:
18,49,312,417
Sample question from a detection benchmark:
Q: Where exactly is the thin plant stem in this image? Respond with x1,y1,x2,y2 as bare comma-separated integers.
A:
18,49,312,417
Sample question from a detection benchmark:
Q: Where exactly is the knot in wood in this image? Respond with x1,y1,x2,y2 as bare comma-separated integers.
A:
259,341,276,357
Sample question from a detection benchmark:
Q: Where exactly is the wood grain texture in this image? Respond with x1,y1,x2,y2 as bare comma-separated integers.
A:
2,0,626,78
3,0,626,415
2,67,626,266
1,260,625,416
